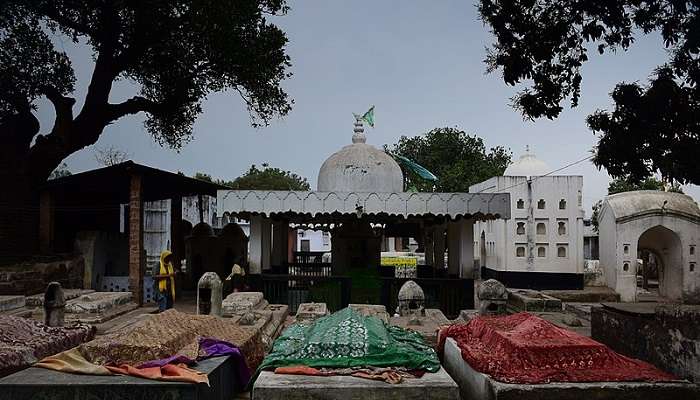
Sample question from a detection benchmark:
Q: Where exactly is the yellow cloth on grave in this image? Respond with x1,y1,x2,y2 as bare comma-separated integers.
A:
35,347,112,375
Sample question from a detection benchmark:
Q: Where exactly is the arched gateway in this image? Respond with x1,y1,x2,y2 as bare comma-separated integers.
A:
598,191,700,303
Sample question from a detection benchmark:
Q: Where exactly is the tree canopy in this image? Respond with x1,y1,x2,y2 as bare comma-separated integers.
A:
0,0,292,186
479,0,700,185
385,127,511,192
194,164,310,191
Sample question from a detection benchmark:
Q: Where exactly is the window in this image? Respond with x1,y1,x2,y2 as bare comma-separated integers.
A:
623,262,629,272
691,263,696,272
537,246,546,257
536,223,546,235
516,199,524,209
623,244,630,255
322,231,330,245
516,247,525,257
559,199,567,210
558,221,566,235
691,246,696,256
516,222,525,235
537,199,546,209
558,246,567,257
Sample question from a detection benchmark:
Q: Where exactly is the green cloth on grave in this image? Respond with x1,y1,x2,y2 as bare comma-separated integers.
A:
251,308,440,386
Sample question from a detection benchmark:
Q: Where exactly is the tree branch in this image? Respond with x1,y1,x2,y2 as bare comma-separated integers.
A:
42,86,76,137
107,96,163,121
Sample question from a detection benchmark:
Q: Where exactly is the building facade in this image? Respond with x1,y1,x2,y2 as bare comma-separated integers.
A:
470,149,585,289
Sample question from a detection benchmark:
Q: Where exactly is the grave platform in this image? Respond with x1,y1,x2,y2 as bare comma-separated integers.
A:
442,337,698,400
252,368,459,400
507,289,562,312
0,295,25,312
0,355,238,400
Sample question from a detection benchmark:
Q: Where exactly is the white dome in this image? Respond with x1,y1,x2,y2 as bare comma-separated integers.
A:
317,122,403,192
504,147,550,177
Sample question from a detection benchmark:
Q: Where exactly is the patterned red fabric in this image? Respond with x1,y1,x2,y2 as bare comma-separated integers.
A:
438,312,676,384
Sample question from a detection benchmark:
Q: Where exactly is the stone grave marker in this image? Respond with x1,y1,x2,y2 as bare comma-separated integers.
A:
197,272,223,317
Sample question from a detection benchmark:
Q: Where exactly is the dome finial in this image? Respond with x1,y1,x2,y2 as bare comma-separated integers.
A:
525,144,531,154
352,113,366,144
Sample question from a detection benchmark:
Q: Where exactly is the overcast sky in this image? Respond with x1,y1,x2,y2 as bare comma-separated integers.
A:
37,1,698,213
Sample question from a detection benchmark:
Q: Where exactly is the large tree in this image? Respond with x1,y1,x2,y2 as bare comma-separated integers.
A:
386,127,511,192
228,164,310,191
479,0,699,185
0,1,292,252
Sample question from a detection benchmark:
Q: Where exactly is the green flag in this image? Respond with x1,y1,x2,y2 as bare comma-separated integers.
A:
361,105,375,127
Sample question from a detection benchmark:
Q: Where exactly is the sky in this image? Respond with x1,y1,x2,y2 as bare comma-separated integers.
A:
37,1,698,214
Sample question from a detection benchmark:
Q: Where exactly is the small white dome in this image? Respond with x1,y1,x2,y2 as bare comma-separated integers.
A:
504,147,550,177
317,121,403,192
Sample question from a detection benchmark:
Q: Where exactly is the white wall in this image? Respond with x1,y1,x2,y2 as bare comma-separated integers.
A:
296,229,331,252
471,175,585,275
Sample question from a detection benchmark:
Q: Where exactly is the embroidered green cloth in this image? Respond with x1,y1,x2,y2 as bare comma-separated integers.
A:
252,307,440,385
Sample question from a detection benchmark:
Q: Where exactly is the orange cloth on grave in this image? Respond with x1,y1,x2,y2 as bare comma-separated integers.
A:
106,363,209,385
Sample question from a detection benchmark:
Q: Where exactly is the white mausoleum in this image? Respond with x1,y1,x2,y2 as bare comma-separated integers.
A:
469,148,585,289
598,190,699,303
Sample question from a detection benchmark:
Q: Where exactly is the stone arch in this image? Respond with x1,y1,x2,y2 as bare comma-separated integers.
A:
637,225,683,301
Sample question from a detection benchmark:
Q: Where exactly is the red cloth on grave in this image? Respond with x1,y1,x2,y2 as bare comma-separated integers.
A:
438,312,676,384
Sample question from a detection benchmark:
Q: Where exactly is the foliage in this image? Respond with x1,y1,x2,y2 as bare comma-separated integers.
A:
48,162,71,180
94,146,129,166
386,127,511,192
228,163,310,191
0,0,292,186
193,172,214,183
479,0,700,185
591,175,683,230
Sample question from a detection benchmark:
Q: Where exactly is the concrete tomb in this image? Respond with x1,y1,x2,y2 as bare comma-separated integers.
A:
43,282,65,327
0,355,237,400
253,368,460,400
349,303,390,323
442,337,698,400
391,308,451,346
295,302,329,323
397,280,425,324
477,279,508,315
197,271,223,317
507,288,562,312
0,295,25,313
222,291,267,317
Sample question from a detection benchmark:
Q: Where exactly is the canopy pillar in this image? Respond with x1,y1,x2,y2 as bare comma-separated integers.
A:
271,220,289,266
448,219,475,278
250,215,271,274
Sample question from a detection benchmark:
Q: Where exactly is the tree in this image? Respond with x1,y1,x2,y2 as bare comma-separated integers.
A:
94,146,129,167
479,0,700,185
229,164,310,191
48,162,71,180
0,1,292,252
193,172,214,183
591,175,683,230
386,127,511,192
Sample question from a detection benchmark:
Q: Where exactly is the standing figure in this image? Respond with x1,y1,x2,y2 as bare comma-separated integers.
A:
155,250,177,312
226,263,246,292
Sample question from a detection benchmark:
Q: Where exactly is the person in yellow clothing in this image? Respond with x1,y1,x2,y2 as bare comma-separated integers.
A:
155,250,177,312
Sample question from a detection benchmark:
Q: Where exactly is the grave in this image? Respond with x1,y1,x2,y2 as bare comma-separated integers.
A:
390,309,451,346
295,302,329,323
25,289,94,307
0,355,238,400
442,337,699,400
253,368,460,400
349,303,389,323
197,272,223,317
43,282,65,327
477,279,508,315
222,292,268,317
38,291,138,324
0,295,25,312
507,289,562,312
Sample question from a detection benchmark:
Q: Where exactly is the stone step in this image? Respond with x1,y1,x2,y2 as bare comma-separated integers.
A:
0,295,25,312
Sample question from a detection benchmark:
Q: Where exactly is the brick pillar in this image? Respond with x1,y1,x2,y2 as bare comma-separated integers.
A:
128,174,144,306
39,190,54,254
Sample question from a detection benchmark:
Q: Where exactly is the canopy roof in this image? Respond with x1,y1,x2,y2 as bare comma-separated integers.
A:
603,190,700,222
218,190,510,222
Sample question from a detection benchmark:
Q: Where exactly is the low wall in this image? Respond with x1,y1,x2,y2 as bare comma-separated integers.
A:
591,304,700,382
0,255,84,295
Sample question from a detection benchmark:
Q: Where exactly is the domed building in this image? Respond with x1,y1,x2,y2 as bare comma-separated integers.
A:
317,119,404,193
470,147,585,289
217,115,511,314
